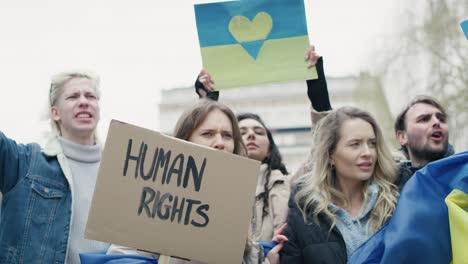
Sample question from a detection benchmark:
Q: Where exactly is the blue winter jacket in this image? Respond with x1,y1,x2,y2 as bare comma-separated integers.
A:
0,131,73,263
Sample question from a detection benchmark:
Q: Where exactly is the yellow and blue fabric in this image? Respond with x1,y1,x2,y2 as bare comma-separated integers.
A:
445,189,468,263
194,0,317,89
348,151,468,264
461,20,468,39
79,249,158,264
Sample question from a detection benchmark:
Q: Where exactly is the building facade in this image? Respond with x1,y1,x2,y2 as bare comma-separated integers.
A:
159,75,394,173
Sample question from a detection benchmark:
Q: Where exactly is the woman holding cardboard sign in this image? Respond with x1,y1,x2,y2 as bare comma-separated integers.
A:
107,99,287,264
0,71,109,264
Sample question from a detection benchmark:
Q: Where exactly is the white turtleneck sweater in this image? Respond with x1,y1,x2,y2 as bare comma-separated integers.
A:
58,137,109,264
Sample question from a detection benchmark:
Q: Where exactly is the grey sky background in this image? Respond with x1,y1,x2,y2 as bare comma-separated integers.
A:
0,0,399,143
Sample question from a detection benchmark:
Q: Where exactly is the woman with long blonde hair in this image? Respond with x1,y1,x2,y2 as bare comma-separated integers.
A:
280,106,399,263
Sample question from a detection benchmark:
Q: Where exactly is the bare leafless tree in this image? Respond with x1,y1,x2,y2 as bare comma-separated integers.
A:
376,0,468,150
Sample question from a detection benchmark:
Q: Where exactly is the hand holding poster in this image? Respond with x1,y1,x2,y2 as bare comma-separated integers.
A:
85,120,260,264
194,0,317,89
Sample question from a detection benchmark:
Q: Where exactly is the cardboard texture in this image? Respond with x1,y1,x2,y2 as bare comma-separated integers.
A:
85,120,260,264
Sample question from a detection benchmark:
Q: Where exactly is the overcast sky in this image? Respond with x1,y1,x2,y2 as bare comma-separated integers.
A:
0,0,398,143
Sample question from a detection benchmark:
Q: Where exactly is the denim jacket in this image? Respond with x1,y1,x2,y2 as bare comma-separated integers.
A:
0,132,74,263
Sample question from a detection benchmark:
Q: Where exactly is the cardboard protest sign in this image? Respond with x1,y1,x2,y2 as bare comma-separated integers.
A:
85,120,260,264
194,0,317,89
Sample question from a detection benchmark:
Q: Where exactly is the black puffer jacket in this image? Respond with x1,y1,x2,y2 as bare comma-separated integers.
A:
280,202,346,264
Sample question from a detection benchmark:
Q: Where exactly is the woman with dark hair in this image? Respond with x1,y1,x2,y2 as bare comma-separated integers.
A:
237,113,290,241
0,71,109,264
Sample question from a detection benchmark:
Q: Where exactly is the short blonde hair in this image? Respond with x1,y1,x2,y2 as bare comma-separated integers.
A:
49,70,101,135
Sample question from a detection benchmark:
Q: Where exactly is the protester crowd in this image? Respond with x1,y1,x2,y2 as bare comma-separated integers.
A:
0,44,465,264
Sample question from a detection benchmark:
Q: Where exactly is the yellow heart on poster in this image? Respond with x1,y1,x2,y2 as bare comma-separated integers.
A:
229,12,273,43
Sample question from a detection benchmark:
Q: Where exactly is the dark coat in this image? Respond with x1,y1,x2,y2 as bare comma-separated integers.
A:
280,202,347,264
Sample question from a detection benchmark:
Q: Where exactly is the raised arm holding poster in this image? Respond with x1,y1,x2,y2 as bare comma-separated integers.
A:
194,0,317,89
85,120,260,264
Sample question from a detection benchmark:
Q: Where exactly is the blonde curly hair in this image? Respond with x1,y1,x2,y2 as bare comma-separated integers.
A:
294,106,398,232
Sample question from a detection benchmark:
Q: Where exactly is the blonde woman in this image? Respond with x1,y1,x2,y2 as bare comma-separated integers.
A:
280,107,398,263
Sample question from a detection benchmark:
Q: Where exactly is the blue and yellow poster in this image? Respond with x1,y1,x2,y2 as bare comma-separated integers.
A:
194,0,317,89
461,20,468,39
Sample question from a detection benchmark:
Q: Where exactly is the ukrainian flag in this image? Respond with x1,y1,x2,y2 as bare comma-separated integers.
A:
348,151,468,264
